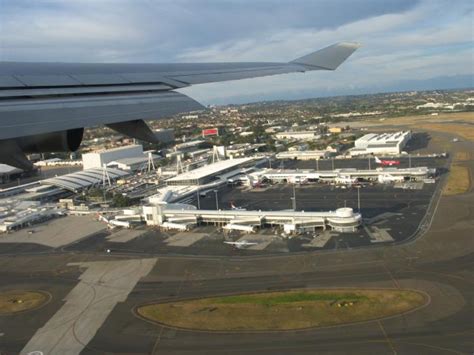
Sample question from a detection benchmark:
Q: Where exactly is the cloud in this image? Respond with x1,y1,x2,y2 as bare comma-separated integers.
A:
0,0,472,103
0,0,419,62
177,0,473,103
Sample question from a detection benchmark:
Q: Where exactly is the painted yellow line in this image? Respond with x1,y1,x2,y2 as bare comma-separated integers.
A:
378,321,397,354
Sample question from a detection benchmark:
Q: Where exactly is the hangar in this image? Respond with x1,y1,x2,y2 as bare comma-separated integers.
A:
349,131,412,156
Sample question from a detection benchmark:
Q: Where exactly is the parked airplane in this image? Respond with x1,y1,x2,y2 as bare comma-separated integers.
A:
230,202,247,211
374,156,400,166
377,174,405,183
288,176,308,184
335,175,357,185
224,240,258,249
0,42,359,170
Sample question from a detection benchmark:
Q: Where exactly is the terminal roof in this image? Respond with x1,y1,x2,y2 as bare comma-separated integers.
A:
167,158,255,182
41,168,128,191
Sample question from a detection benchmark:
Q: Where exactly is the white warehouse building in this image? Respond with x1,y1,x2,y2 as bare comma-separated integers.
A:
82,145,144,170
275,131,319,141
349,131,412,156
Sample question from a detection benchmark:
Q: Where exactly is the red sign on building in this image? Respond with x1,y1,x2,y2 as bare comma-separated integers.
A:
202,128,219,137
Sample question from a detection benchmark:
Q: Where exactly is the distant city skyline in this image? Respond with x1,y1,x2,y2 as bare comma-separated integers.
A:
1,0,472,104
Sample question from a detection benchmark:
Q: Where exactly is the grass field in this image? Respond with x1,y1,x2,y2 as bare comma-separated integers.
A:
417,123,474,142
363,112,474,141
0,290,49,315
443,165,471,196
365,112,474,127
454,152,473,162
137,289,427,331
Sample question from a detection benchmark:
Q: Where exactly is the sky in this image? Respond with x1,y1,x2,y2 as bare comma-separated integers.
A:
0,0,473,104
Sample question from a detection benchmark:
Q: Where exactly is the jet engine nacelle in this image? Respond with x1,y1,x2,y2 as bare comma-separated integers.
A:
17,128,84,154
0,128,84,170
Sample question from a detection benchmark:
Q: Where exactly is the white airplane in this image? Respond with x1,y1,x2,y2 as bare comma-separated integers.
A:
224,240,258,249
335,175,357,185
230,202,247,211
288,176,308,184
378,173,405,183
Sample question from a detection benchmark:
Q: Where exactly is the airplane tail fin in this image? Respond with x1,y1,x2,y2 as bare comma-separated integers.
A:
290,42,361,70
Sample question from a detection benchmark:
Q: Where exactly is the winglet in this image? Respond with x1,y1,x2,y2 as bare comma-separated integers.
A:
290,42,361,70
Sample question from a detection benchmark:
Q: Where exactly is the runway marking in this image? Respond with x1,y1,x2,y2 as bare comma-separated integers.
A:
149,327,474,353
383,264,400,289
151,326,165,355
377,321,397,354
401,268,474,284
395,341,464,354
152,268,190,354
21,258,157,355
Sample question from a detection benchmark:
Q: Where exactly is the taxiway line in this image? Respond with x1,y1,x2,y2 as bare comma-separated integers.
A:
378,320,397,354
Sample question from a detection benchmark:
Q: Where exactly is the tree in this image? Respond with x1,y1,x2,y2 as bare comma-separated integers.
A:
112,193,132,208
86,187,112,202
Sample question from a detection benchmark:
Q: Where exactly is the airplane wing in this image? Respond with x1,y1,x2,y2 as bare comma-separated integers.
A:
0,42,360,169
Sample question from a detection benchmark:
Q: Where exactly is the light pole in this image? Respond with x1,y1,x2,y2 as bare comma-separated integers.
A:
292,183,296,211
214,189,219,210
356,185,361,211
197,187,201,209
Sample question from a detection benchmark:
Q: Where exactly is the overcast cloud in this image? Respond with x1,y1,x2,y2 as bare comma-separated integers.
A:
0,0,472,104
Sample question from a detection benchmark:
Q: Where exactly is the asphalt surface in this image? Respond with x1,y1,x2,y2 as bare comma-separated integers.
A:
0,177,443,257
0,129,472,354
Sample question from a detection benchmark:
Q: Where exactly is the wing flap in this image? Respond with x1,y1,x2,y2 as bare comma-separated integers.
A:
0,91,204,140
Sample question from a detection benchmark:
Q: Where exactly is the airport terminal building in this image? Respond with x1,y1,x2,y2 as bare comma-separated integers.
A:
260,166,434,183
142,204,362,233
